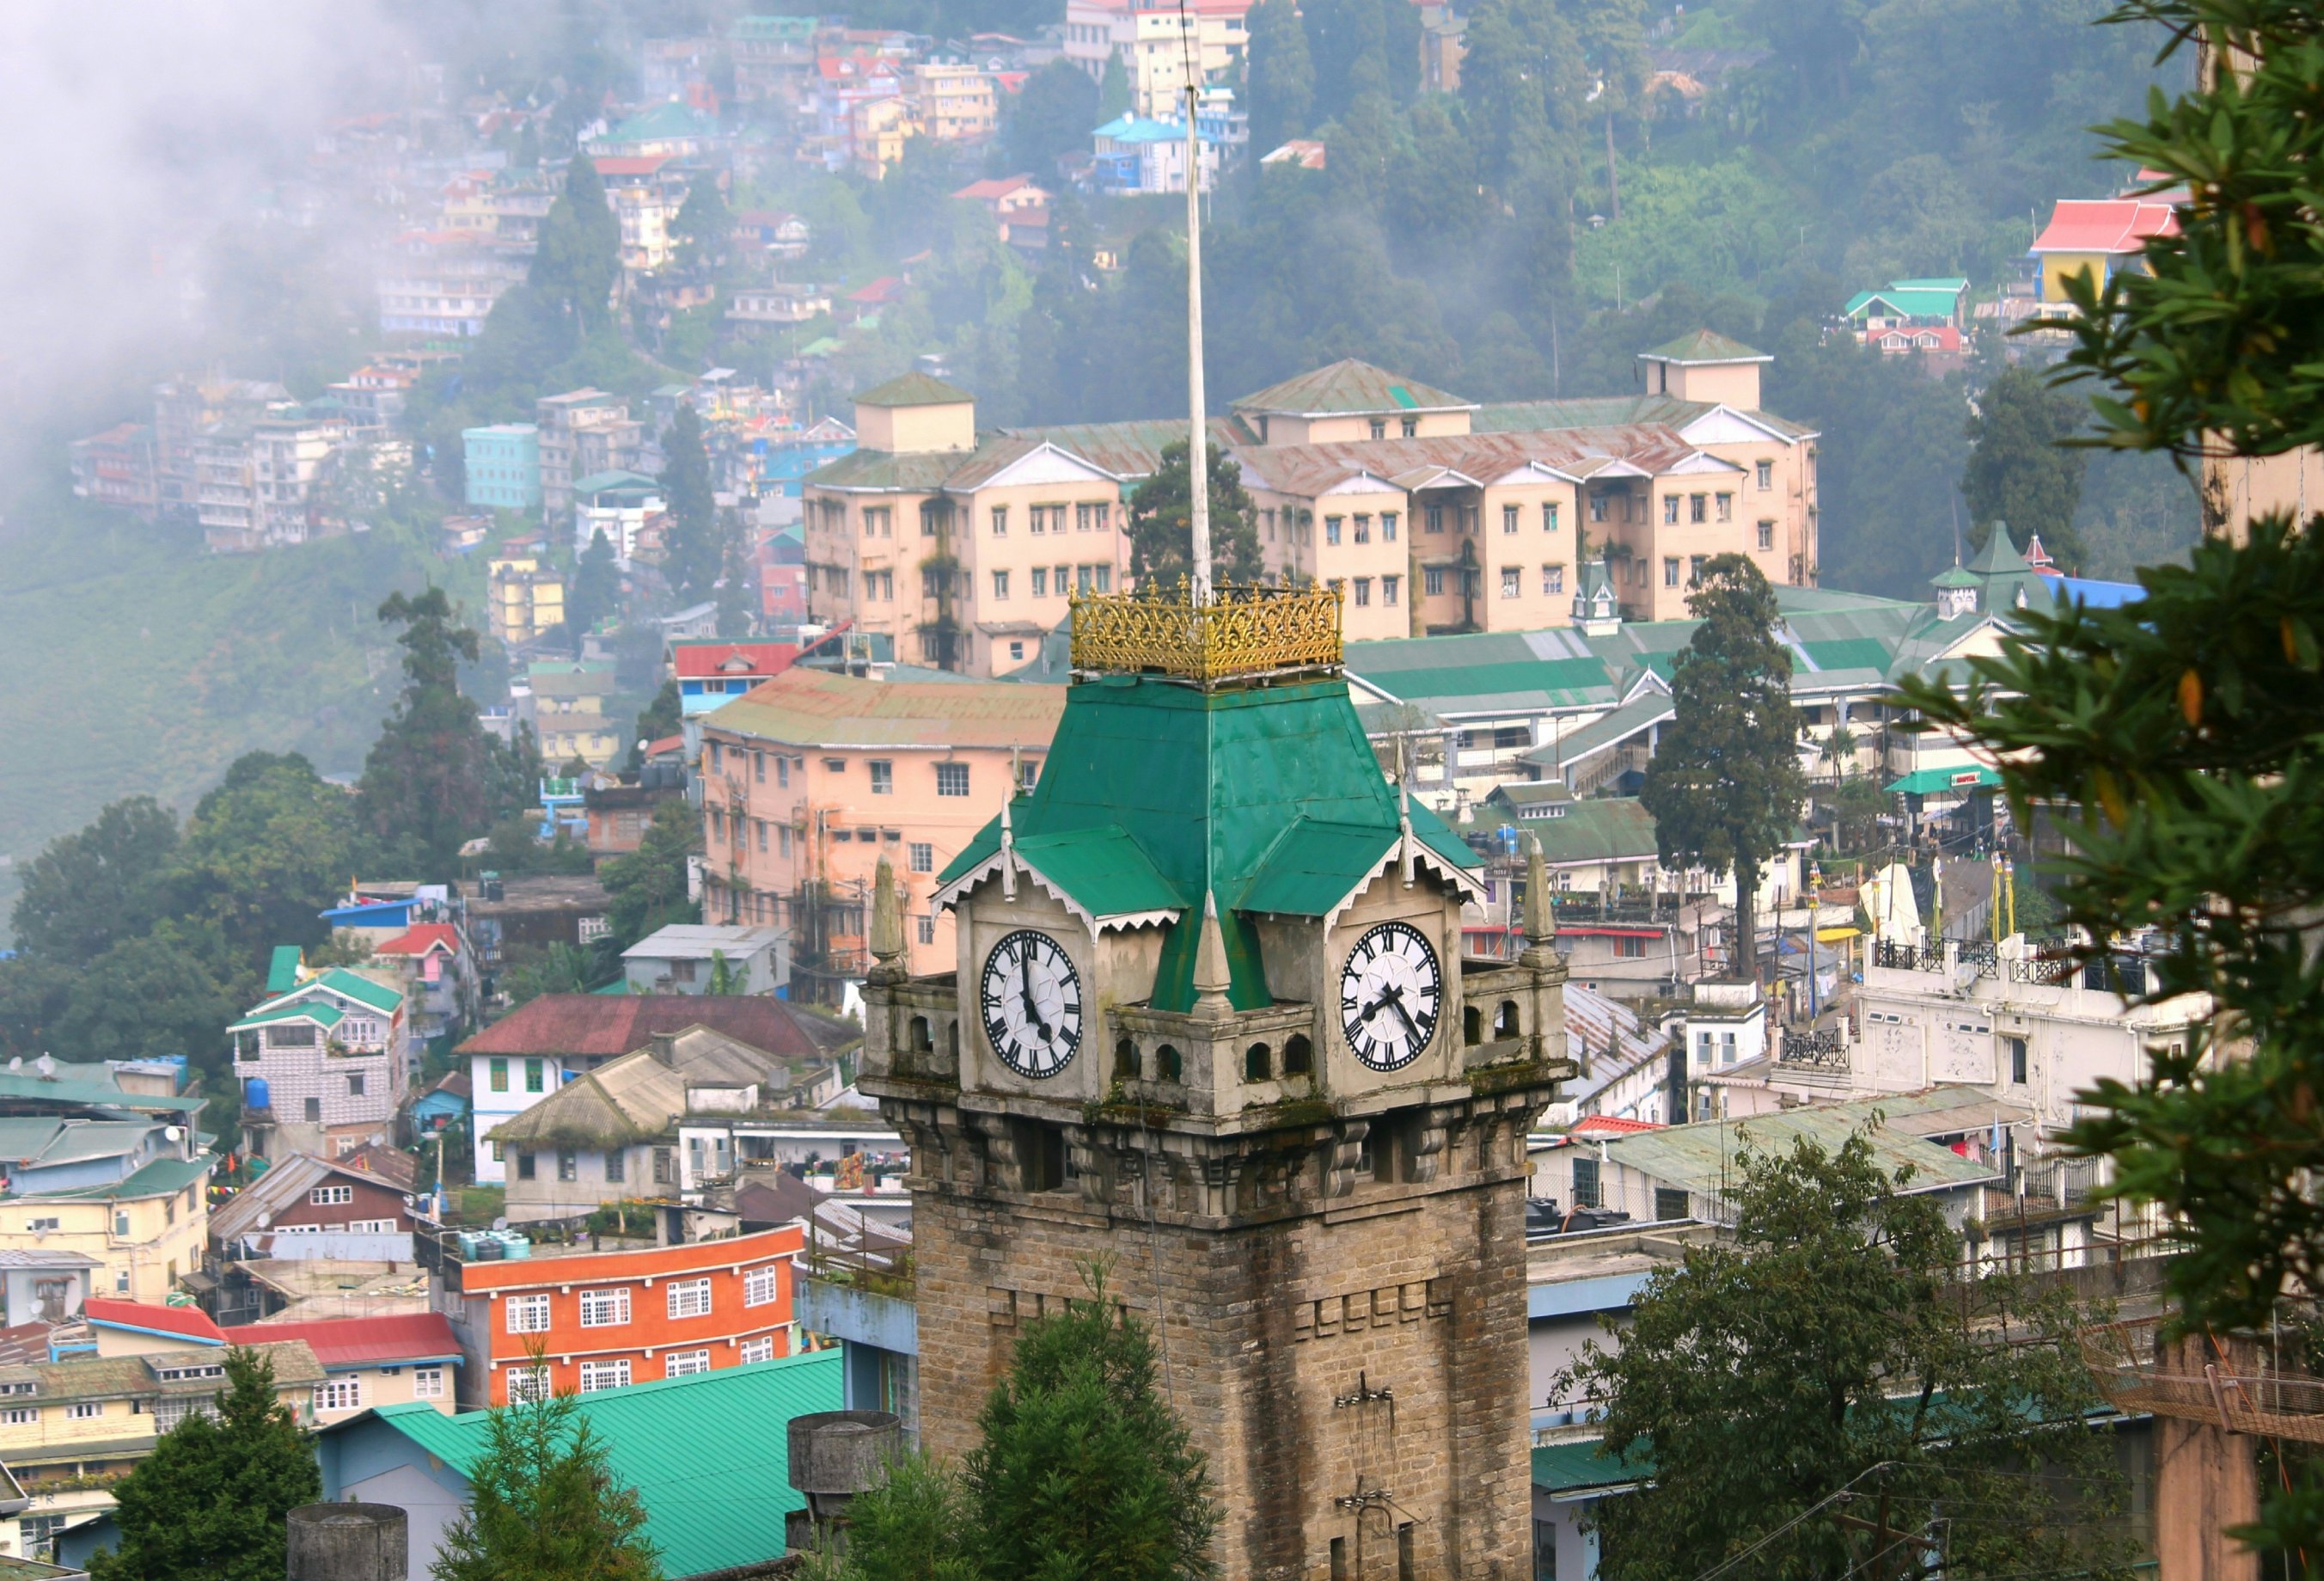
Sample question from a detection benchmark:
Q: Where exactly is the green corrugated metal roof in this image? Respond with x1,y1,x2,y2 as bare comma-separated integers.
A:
1798,637,1893,674
1843,287,1962,321
1533,1437,1652,1492
0,1074,203,1114
316,969,401,1013
1013,824,1185,918
940,676,1475,1013
346,1352,842,1580
227,1002,345,1033
1590,1091,2003,1196
15,1152,215,1203
1886,765,2001,795
803,447,963,492
1477,798,1660,865
266,947,302,995
1639,328,1768,364
1238,818,1397,916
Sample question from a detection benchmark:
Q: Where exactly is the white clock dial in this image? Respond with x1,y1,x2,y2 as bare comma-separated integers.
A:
979,929,1085,1079
1338,920,1442,1071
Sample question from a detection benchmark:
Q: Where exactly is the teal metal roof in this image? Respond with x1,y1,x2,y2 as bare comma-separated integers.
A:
315,969,401,1013
0,1074,203,1114
1533,1437,1653,1493
12,1152,214,1203
229,1002,345,1033
1886,765,2002,795
337,1351,842,1579
266,947,302,994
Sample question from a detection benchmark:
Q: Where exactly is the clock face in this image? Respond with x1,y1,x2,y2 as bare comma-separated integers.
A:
979,929,1084,1079
1338,920,1443,1071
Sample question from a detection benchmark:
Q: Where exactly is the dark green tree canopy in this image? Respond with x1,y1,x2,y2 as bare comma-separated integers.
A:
1003,60,1101,179
90,1348,321,1581
566,528,622,653
602,799,702,950
530,156,621,334
358,588,523,879
431,1387,658,1581
671,176,734,277
9,795,180,963
659,405,721,605
1126,440,1264,591
1246,0,1315,156
1637,554,1806,978
1962,365,2089,570
176,752,367,957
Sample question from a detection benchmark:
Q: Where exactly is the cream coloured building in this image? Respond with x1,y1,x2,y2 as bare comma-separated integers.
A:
1062,0,1252,118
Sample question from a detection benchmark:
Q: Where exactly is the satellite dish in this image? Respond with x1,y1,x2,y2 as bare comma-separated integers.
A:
165,1126,183,1143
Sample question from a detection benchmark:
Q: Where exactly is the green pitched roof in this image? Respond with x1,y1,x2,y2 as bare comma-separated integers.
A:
939,675,1477,1013
1964,525,2032,576
315,968,401,1013
228,1002,345,1033
1474,798,1660,865
1533,1437,1654,1493
803,447,964,491
266,946,302,995
336,1351,842,1579
854,371,974,408
13,1152,215,1204
1638,328,1769,365
1233,359,1473,416
1843,287,1963,321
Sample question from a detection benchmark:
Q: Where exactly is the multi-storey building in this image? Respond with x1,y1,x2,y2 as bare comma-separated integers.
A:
66,424,158,517
192,427,260,551
150,376,287,516
595,156,690,274
376,230,523,339
464,422,541,512
486,554,566,646
420,1223,805,1407
526,659,622,766
802,334,1819,673
909,64,998,141
696,665,1067,980
229,963,415,1161
1062,0,1252,118
536,389,632,516
250,405,353,543
729,13,818,103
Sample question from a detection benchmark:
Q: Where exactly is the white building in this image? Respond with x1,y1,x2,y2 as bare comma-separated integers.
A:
1062,0,1251,119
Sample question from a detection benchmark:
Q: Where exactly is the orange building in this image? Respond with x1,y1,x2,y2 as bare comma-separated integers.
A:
425,1224,804,1408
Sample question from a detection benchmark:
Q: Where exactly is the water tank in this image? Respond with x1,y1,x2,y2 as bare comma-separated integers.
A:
286,1502,407,1581
245,1076,271,1112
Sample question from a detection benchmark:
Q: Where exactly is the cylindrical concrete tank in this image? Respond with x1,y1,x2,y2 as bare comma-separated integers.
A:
286,1502,408,1581
786,1410,904,1552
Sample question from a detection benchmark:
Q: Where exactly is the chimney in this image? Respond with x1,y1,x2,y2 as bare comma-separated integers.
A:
650,1032,679,1066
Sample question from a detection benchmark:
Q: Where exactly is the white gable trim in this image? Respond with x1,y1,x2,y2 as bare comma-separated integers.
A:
1320,838,1486,932
1583,457,1654,481
1320,471,1406,498
1487,460,1588,487
969,442,1124,490
932,853,1183,935
1678,405,1813,447
1660,450,1749,476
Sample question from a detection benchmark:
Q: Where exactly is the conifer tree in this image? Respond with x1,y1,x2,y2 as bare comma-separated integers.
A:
1961,365,2089,569
567,527,622,651
89,1350,321,1581
659,406,721,604
1127,440,1263,591
357,588,517,878
431,1387,658,1581
531,156,622,333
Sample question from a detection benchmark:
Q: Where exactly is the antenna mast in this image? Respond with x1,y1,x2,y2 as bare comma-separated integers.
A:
1184,76,1211,604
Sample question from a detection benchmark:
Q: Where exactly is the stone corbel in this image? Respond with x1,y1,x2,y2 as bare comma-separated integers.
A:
1327,1118,1373,1198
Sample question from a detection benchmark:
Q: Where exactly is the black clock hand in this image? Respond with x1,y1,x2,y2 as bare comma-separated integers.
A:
1019,950,1051,1040
1384,989,1424,1045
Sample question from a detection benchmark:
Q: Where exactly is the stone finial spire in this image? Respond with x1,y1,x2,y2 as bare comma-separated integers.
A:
1399,781,1417,889
1193,889,1233,1018
1000,796,1018,901
869,855,904,983
1520,832,1566,976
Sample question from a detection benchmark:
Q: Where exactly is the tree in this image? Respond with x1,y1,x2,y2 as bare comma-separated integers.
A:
799,1451,980,1581
1962,365,2089,570
1563,1133,2133,1581
431,1385,657,1581
1126,440,1264,591
530,156,622,335
714,510,757,639
90,1349,321,1581
357,589,500,879
628,681,683,769
659,406,721,604
9,796,179,963
174,753,368,958
1247,0,1316,155
1004,59,1101,178
567,529,621,652
601,800,701,949
671,177,733,278
965,1276,1217,1581
1638,555,1806,982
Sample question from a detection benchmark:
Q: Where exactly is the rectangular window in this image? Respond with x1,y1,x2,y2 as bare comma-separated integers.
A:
745,1264,782,1307
869,760,893,794
1502,504,1519,535
1542,564,1565,596
1542,502,1559,533
1662,495,1679,525
1423,567,1446,596
578,1360,632,1393
916,914,936,945
1690,493,1708,524
1381,512,1398,542
1077,502,1109,532
491,1141,504,1163
347,1073,365,1098
908,842,934,873
740,1335,776,1364
303,1097,321,1123
603,1147,625,1183
664,1349,712,1378
506,1293,551,1333
2,1408,34,1425
1031,567,1047,597
1353,577,1371,606
1691,555,1708,583
1715,493,1734,522
1570,1155,1601,1209
1758,520,1776,551
517,1151,536,1180
525,1058,545,1094
309,1185,353,1207
936,763,969,797
413,1367,445,1399
1381,574,1399,607
777,756,791,787
668,1278,713,1320
754,751,766,782
653,1148,674,1185
1663,557,1681,587
1370,418,1387,439
67,1402,101,1420
2008,1036,2029,1085
1501,567,1521,598
991,506,1007,536
755,819,769,853
1401,415,1418,438
489,1057,508,1093
580,1286,632,1327
558,1148,578,1182
506,1365,551,1405
992,570,1009,599
1324,517,1342,546
314,1379,364,1413
1757,460,1774,490
1093,565,1110,592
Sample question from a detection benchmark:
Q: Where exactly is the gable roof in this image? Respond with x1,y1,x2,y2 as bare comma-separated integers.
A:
672,641,801,680
373,924,459,959
492,1023,810,1149
1638,329,1769,365
1234,359,1474,417
1844,285,1964,321
323,1350,843,1581
853,369,972,408
220,1312,459,1370
208,1151,415,1244
457,995,853,1061
83,1299,226,1345
2031,199,2179,255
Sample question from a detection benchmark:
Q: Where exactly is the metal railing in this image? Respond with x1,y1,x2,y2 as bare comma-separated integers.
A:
1777,1027,1850,1072
2009,954,2078,985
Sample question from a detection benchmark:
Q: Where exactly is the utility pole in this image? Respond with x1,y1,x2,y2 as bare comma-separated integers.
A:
1185,78,1211,604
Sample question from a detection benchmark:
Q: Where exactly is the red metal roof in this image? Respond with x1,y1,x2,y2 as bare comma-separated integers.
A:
456,995,840,1059
374,923,460,958
84,1299,226,1343
1570,1115,1664,1136
220,1312,461,1369
594,156,675,176
2030,199,2178,256
644,733,687,759
847,276,904,303
672,641,801,680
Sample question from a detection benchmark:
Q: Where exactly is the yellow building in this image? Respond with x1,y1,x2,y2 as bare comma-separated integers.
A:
852,95,920,177
82,1300,462,1427
911,64,999,141
486,554,567,646
527,659,621,768
2027,196,2179,304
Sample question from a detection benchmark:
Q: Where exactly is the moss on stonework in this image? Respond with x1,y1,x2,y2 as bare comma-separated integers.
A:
1241,1096,1336,1131
1468,1058,1564,1099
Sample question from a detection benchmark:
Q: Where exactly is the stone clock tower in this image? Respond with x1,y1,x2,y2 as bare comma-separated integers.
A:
860,585,1574,1581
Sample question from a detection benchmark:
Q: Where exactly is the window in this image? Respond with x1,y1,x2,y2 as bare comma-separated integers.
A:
578,1360,632,1393
517,1152,536,1180
557,1152,577,1184
908,842,934,873
1401,416,1418,438
1353,577,1371,607
1542,564,1564,596
1,1408,34,1425
491,1140,505,1163
506,1293,550,1334
1663,495,1679,525
580,1286,632,1327
745,1264,782,1307
1423,567,1446,596
869,760,893,794
916,915,936,945
1493,567,1518,598
778,755,791,787
303,1097,321,1123
2007,1036,2029,1085
1382,574,1400,607
1077,502,1110,532
740,1336,776,1365
664,1349,712,1378
506,1365,551,1405
992,570,1009,599
347,1073,365,1098
823,757,847,774
1382,512,1398,541
653,1148,675,1185
1031,567,1047,597
1542,502,1559,533
1570,1155,1601,1209
1426,503,1445,533
936,763,969,797
990,505,1007,536
1092,565,1111,592
1589,494,1608,524
1690,555,1708,584
1614,936,1648,959
489,1057,508,1093
1757,459,1773,490
309,1185,353,1207
1690,493,1708,524
864,506,891,537
754,751,767,782
1758,519,1776,551
755,819,769,853
1324,517,1342,546
67,1402,101,1420
315,1379,364,1412
1654,1187,1690,1223
525,1058,545,1094
413,1366,445,1399
1715,493,1734,522
1663,557,1681,587
1502,505,1519,535
1354,514,1371,543
667,1278,713,1320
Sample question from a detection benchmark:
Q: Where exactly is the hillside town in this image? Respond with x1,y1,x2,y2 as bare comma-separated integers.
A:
3,0,2317,1578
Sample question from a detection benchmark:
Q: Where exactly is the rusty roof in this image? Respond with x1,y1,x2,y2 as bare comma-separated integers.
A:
1234,426,1705,497
701,664,1066,750
1232,358,1474,417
